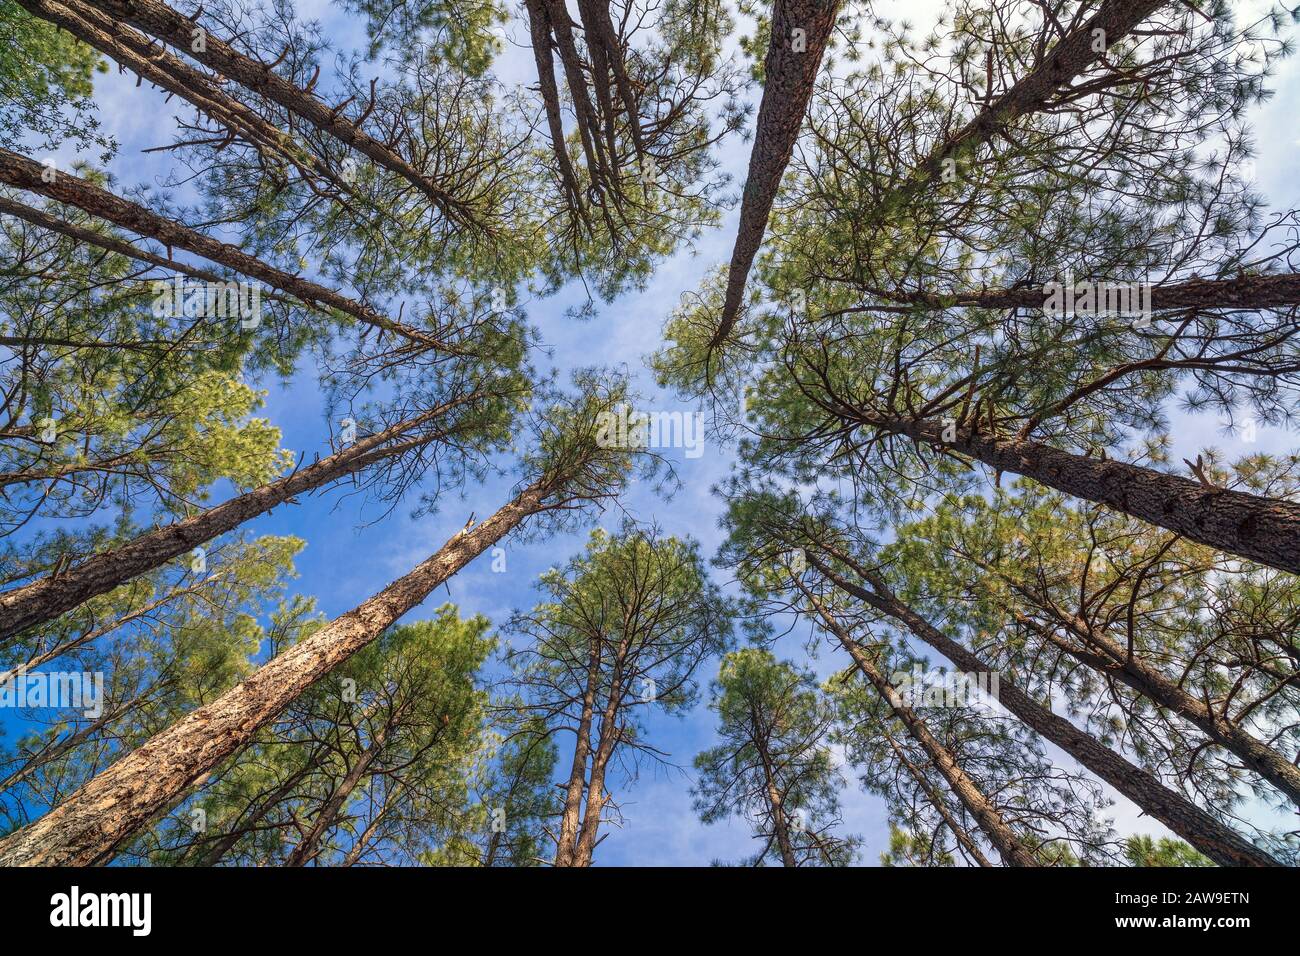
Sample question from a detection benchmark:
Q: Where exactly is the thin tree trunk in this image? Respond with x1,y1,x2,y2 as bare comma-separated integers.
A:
808,553,1280,866
881,728,993,867
1004,586,1300,808
78,0,471,222
553,638,602,867
341,780,403,867
0,147,446,349
753,724,797,866
0,394,481,641
712,0,840,346
17,0,355,202
574,0,621,176
571,638,632,866
862,412,1300,575
0,195,293,312
798,585,1040,866
0,479,552,866
284,719,392,866
194,759,319,866
569,634,634,868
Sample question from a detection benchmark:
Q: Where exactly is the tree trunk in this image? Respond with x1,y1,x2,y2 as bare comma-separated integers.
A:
0,479,550,866
809,553,1280,866
868,412,1300,575
571,640,631,866
577,0,644,155
1011,593,1300,809
912,0,1166,184
0,195,292,311
284,720,391,866
754,725,797,866
78,0,469,221
0,147,444,348
712,0,840,345
17,0,355,201
542,0,610,184
523,0,586,216
0,395,477,641
553,638,602,867
799,587,1040,866
194,759,318,866
882,728,993,867
863,271,1300,314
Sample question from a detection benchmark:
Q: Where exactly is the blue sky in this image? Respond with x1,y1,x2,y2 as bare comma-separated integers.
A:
6,0,1300,865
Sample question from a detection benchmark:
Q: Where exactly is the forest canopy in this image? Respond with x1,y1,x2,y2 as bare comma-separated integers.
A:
0,0,1297,870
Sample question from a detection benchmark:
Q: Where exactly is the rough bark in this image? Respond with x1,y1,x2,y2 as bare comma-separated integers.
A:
865,412,1300,575
78,0,469,221
809,554,1280,866
0,479,549,866
800,588,1040,866
860,271,1300,314
1007,590,1300,808
0,396,475,641
0,195,290,310
712,0,840,346
0,147,445,348
553,638,601,867
882,728,993,867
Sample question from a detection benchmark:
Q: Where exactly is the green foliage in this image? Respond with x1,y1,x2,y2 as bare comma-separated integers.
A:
1124,835,1214,868
693,648,859,866
0,0,110,154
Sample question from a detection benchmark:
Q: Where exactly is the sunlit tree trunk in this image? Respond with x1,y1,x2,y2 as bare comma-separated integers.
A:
0,480,551,866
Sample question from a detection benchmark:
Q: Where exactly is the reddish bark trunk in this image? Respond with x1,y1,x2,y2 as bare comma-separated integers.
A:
0,480,549,866
809,554,1280,866
0,396,476,641
712,0,840,346
0,147,444,348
